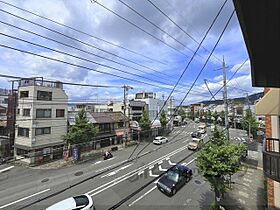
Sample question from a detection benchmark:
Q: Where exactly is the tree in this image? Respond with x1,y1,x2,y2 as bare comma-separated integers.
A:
241,109,259,137
159,110,167,129
139,110,151,134
196,128,245,209
177,107,186,121
194,111,199,119
64,108,98,145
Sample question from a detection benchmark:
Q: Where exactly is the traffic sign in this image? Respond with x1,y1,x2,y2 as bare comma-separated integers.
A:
72,147,78,161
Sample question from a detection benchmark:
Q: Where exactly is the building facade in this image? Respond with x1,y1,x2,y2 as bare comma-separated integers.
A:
134,91,167,121
14,78,68,164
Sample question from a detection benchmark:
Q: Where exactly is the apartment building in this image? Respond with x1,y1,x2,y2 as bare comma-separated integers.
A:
134,91,167,121
234,1,280,208
14,78,68,164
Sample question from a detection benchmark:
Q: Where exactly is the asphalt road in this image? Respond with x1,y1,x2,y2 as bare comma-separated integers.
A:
0,122,248,210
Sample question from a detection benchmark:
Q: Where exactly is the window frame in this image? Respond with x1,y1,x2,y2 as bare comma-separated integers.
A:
56,109,65,118
18,127,29,137
35,127,51,136
37,90,52,101
19,91,29,98
36,109,52,118
22,108,31,117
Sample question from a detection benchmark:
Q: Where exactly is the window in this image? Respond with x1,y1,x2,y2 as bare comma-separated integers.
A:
35,127,51,136
56,109,65,117
23,109,30,116
36,109,51,118
17,109,20,115
18,127,29,137
37,91,52,101
20,91,29,98
118,122,124,128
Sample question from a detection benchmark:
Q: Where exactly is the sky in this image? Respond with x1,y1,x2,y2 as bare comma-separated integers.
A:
0,0,263,105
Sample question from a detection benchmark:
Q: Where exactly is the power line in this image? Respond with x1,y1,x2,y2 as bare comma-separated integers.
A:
134,1,230,158
91,0,190,57
116,0,211,63
145,0,223,63
0,9,164,75
0,44,212,97
0,32,177,87
0,73,121,88
0,0,167,66
0,20,172,82
204,79,217,100
151,0,229,125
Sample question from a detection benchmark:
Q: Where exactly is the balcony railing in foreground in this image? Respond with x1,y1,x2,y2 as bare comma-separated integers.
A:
263,138,280,182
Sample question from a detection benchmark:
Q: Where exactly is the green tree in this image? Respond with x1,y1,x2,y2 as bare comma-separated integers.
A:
194,111,199,119
64,108,98,145
196,128,245,209
139,110,151,133
241,109,259,137
177,107,186,121
159,110,167,129
187,111,194,120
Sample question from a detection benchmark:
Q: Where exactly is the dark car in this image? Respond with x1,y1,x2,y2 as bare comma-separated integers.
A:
191,131,201,138
157,163,192,196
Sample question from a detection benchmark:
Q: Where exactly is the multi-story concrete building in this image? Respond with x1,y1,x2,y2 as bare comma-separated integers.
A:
14,78,68,164
134,91,167,121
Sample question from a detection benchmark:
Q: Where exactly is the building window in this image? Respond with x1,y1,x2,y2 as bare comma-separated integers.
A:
17,109,20,115
118,122,124,128
18,127,29,137
23,109,30,116
35,127,51,136
20,91,29,98
36,109,51,118
37,91,52,101
56,109,65,117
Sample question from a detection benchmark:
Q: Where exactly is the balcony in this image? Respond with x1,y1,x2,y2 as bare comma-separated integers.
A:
18,78,63,89
263,138,280,182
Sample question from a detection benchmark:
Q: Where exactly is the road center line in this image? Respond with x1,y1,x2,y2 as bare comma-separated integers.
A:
0,188,50,209
87,144,190,195
0,166,14,173
128,186,157,207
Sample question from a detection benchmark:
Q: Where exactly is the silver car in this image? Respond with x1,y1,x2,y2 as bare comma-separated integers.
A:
153,136,168,144
46,194,95,210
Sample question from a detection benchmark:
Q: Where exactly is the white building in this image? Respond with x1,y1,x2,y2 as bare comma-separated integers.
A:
14,78,68,164
134,92,167,121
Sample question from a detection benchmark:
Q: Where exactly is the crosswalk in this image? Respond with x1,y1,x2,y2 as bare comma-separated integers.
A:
232,136,246,142
172,130,193,135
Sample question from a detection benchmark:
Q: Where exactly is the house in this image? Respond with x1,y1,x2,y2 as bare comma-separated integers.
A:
68,111,130,148
14,78,68,164
234,1,280,208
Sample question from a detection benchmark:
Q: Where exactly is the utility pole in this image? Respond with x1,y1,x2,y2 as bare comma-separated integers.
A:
123,85,133,118
222,57,230,140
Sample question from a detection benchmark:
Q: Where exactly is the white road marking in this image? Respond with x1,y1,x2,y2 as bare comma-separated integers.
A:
95,160,127,173
237,137,241,141
157,160,163,164
158,165,168,172
88,144,190,196
186,158,197,165
128,186,157,207
0,188,50,209
149,170,159,177
101,164,132,178
168,160,176,166
243,178,252,183
93,161,102,165
0,166,14,173
149,165,154,170
239,191,249,198
138,170,144,175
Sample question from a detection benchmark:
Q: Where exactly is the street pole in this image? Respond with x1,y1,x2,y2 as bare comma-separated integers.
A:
222,57,230,140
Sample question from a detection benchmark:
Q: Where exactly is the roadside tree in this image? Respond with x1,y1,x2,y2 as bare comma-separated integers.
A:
139,110,151,138
196,128,245,209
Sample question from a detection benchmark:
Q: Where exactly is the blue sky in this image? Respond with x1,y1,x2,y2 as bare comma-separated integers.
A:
0,0,262,105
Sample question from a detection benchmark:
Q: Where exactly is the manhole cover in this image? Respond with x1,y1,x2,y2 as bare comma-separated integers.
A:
74,171,83,176
41,178,49,183
194,179,202,185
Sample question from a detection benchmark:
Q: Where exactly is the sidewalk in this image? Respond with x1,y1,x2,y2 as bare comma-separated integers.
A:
222,142,266,210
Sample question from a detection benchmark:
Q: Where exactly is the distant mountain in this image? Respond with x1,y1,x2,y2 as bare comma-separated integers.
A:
200,92,264,105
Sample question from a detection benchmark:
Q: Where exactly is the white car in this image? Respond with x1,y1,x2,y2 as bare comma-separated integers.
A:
46,194,95,210
153,136,168,145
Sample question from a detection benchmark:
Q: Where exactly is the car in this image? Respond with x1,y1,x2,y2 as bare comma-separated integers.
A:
210,125,215,132
153,136,168,145
197,124,206,134
157,163,193,196
187,138,203,150
191,131,201,139
46,194,95,210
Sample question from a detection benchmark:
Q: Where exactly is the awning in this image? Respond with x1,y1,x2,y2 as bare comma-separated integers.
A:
256,88,280,115
116,131,124,136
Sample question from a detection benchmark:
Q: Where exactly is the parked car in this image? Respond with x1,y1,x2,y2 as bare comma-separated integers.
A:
153,136,168,145
197,124,206,134
191,131,202,139
157,163,193,196
46,194,95,210
187,138,204,150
